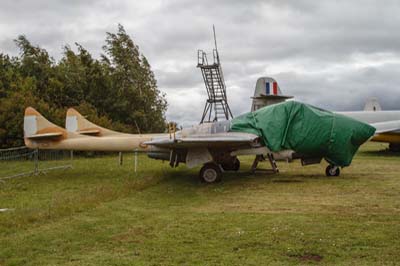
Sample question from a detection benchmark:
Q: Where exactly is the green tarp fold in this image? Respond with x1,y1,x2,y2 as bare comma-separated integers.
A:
230,101,375,167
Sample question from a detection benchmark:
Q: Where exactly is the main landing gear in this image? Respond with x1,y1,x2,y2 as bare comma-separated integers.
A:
199,162,222,183
199,157,241,183
325,165,340,176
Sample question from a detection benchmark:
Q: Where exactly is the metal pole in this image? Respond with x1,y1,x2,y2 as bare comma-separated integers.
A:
34,149,39,175
119,152,123,166
70,150,74,160
213,25,218,52
134,149,137,173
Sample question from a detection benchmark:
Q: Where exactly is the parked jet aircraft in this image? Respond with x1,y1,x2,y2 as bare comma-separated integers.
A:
23,83,376,183
24,78,400,182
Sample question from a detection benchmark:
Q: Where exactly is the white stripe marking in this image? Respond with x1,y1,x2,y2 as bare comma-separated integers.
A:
24,116,37,137
66,116,78,132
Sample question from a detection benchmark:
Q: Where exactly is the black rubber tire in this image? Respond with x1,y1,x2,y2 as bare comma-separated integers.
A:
325,165,340,177
199,163,222,183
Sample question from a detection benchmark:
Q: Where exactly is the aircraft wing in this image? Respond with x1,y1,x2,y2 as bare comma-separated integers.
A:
144,132,259,149
371,120,400,134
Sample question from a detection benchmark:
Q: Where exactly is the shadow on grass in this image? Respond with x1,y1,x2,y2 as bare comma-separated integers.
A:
359,148,400,157
163,167,337,189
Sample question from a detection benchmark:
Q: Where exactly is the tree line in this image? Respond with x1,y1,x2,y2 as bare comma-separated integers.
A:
0,24,167,148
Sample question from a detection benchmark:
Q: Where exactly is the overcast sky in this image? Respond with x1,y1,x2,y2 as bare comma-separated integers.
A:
1,0,400,125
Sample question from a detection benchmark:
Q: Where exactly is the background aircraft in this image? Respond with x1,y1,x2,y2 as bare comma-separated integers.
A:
340,99,400,152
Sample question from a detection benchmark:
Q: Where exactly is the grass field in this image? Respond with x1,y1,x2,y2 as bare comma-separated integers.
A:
1,142,400,265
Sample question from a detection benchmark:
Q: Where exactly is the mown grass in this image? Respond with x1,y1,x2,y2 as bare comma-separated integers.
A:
0,142,399,265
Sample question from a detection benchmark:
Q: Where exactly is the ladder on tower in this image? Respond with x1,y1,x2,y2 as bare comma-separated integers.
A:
197,49,233,123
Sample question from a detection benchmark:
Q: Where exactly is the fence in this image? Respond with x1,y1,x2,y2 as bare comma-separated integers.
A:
0,147,72,180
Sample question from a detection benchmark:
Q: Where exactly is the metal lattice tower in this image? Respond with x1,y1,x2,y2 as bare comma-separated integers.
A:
197,27,233,123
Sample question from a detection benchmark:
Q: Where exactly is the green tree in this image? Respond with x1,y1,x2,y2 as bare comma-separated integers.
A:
0,90,60,148
14,35,54,102
0,24,168,148
0,54,21,98
102,24,167,133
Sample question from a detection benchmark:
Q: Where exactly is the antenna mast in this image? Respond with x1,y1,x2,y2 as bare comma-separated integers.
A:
213,25,218,56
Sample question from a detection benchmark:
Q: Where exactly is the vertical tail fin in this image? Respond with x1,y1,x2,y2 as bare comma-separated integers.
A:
364,97,382,111
66,108,126,136
251,77,293,111
24,107,66,147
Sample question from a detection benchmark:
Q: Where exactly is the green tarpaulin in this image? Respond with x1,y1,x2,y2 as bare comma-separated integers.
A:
230,101,376,167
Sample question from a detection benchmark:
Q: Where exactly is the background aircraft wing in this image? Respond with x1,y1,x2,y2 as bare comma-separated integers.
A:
144,132,259,149
371,120,400,134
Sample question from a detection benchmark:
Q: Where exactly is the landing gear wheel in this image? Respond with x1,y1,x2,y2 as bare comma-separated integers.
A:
199,163,222,183
325,165,340,177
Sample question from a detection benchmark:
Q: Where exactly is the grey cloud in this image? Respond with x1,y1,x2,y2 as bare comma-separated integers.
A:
1,0,400,124
155,66,203,89
276,62,400,111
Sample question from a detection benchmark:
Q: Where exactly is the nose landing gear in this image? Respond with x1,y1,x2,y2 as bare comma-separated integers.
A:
325,165,340,176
